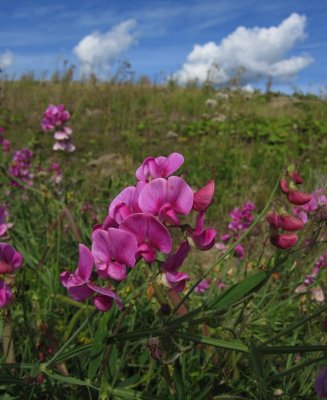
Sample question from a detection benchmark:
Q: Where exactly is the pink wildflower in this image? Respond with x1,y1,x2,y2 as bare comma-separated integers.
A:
0,281,13,308
136,152,184,182
0,243,23,274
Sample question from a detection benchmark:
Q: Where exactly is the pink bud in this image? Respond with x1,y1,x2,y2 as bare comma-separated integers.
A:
193,180,215,211
287,190,312,205
266,211,281,228
279,179,289,194
291,171,304,185
270,233,298,249
279,214,304,231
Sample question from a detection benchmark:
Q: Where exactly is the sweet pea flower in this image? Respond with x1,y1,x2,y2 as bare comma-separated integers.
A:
41,104,70,131
108,182,145,224
194,279,210,293
136,152,184,182
188,212,217,251
234,244,245,259
0,243,23,274
287,190,312,206
0,281,13,308
92,228,137,281
193,180,215,212
60,244,94,301
138,176,193,225
60,244,122,311
120,213,172,263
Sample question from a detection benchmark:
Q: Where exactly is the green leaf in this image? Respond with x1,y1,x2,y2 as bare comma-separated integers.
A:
173,332,248,352
88,310,114,380
206,271,267,311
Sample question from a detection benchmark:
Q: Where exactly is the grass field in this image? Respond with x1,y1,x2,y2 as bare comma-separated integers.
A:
0,79,326,399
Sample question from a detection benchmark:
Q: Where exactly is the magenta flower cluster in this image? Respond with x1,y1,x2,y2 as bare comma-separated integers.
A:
41,104,75,152
215,201,256,259
8,148,34,187
0,243,23,308
60,152,217,312
0,127,10,153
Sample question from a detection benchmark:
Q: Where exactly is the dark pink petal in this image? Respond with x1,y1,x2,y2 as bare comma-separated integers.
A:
77,244,93,281
60,271,72,288
193,180,215,211
92,229,111,268
93,295,114,312
165,271,189,292
88,282,123,310
107,228,137,267
0,243,23,272
191,228,217,251
120,214,172,254
163,241,190,272
68,283,93,302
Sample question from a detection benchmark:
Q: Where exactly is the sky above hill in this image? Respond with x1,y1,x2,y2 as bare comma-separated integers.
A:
0,0,326,92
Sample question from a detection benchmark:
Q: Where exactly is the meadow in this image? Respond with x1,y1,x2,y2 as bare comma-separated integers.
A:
0,77,326,399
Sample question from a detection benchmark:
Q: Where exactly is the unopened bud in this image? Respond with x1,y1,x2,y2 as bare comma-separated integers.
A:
279,179,289,194
279,214,304,231
270,233,298,249
287,190,312,205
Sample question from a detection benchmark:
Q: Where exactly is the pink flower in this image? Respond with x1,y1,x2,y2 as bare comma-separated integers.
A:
0,243,23,274
138,176,193,225
136,152,184,182
188,212,217,251
193,180,215,212
120,213,172,263
0,281,13,308
60,244,122,311
91,228,137,281
109,183,145,224
194,279,210,293
41,104,70,131
234,244,245,259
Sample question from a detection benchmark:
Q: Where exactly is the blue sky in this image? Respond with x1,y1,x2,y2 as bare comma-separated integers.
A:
0,0,326,91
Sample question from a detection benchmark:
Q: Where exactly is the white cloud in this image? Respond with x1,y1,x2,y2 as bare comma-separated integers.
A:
73,19,137,74
0,50,14,70
175,13,313,85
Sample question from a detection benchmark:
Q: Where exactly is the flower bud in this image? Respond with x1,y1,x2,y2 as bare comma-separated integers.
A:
287,190,312,205
291,171,304,184
279,214,304,231
266,211,280,228
193,180,215,211
270,233,298,249
279,179,289,194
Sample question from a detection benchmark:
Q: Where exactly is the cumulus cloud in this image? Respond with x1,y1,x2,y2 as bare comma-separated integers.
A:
0,50,14,70
74,19,137,74
175,13,313,85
